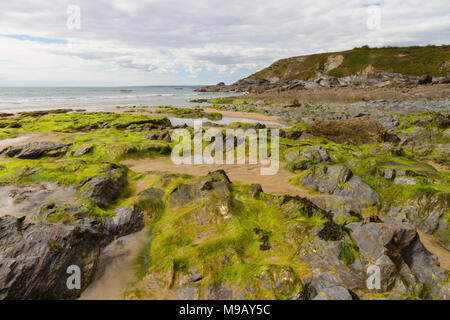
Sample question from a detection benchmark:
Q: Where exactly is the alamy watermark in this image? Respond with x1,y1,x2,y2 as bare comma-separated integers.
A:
366,5,381,30
66,265,81,290
66,5,81,30
170,121,279,175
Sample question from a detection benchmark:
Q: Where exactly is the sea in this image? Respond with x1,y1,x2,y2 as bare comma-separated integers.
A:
0,86,285,127
0,86,238,113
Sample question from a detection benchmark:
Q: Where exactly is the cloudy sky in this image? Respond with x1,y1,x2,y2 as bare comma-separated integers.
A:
0,0,449,86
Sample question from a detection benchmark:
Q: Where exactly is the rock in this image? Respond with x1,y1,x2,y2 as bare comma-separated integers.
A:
73,144,94,157
0,209,144,299
103,206,144,238
417,74,433,85
310,195,362,224
207,282,234,300
299,165,379,204
394,177,416,185
285,145,329,171
380,168,396,180
386,191,450,250
373,255,397,291
313,286,353,300
280,129,303,140
318,222,343,241
433,115,450,129
169,170,231,207
305,116,387,145
349,217,417,261
145,130,171,142
0,141,70,159
80,164,127,207
247,184,263,199
175,285,198,300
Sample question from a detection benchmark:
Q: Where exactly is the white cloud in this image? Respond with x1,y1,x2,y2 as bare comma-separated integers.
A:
0,0,449,85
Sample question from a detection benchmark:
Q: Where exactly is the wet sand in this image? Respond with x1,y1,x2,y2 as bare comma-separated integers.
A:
418,230,450,270
122,157,313,198
79,230,146,300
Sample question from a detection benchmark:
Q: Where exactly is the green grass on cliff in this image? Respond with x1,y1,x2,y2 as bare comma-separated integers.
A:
245,45,450,82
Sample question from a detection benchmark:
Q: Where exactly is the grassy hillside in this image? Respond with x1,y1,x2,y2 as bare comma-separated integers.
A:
243,45,450,82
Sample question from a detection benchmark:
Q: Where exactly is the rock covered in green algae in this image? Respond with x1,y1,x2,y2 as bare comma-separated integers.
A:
300,165,379,204
0,141,71,159
123,170,450,300
79,163,127,207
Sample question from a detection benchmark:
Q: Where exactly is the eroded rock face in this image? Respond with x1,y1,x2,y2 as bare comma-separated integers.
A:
169,170,231,207
80,164,127,207
300,165,379,204
285,145,329,171
386,191,450,250
0,141,70,159
0,207,144,300
305,116,387,145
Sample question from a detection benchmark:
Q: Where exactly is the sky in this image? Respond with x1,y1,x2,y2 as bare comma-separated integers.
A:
0,0,449,86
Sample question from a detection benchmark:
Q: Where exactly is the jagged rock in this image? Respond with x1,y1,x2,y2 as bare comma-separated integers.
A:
305,116,387,145
206,282,234,300
394,177,416,185
80,164,127,207
169,170,231,207
73,144,94,157
145,130,171,142
346,217,449,298
386,191,450,250
309,195,362,224
417,74,433,85
348,217,417,261
373,255,398,291
0,209,144,300
299,165,379,204
313,286,353,300
103,206,144,238
284,145,329,171
280,129,303,140
247,184,263,199
0,141,70,159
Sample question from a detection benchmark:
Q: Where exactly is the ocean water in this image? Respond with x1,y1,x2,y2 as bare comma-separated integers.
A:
0,86,238,113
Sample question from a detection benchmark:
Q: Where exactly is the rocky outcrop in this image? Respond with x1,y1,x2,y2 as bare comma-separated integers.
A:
0,206,144,300
300,165,379,204
386,190,450,250
284,145,329,171
0,141,71,159
80,164,127,207
347,217,450,299
305,116,388,145
301,216,450,300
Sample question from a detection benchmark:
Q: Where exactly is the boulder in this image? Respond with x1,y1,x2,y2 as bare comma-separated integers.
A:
284,145,329,171
313,286,353,300
309,195,362,224
0,141,70,159
300,165,379,204
73,144,94,157
80,164,127,207
169,170,231,207
0,208,144,299
305,116,387,145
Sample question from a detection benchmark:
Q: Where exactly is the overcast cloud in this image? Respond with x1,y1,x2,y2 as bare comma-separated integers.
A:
0,0,449,86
